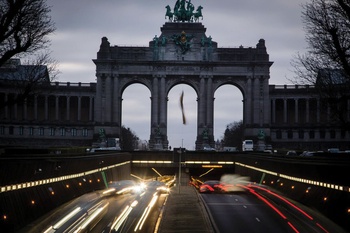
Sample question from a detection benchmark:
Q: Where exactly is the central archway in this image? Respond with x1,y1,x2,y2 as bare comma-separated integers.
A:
167,84,197,150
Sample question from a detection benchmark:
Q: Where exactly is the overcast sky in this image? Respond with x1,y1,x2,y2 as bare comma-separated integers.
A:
46,0,308,149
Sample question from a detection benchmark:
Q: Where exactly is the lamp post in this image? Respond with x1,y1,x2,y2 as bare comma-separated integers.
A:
178,139,184,194
178,147,181,194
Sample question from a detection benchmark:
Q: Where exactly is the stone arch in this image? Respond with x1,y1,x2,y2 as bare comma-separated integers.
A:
166,78,200,97
213,78,246,100
93,23,273,150
167,83,198,149
213,82,244,138
121,81,152,143
120,77,153,95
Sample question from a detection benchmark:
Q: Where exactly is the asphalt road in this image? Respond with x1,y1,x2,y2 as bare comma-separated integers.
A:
19,179,347,233
21,180,168,233
200,184,347,233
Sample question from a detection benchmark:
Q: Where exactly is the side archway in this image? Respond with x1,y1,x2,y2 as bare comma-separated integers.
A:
122,83,151,149
214,84,243,150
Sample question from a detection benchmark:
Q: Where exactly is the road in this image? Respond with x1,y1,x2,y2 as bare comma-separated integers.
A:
20,178,346,233
23,180,169,233
201,184,346,233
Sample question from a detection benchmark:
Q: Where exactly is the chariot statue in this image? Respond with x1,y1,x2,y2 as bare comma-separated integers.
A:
165,0,203,22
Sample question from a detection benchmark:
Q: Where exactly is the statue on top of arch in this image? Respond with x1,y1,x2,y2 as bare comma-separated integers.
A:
165,0,203,23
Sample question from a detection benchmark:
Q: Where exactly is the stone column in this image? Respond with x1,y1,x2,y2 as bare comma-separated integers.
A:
196,76,207,150
150,76,165,149
252,77,260,125
327,103,331,122
66,96,70,121
4,94,8,119
294,98,299,123
55,96,59,121
105,75,112,122
207,76,215,145
262,77,270,126
112,75,121,125
23,98,27,120
151,77,159,126
160,76,168,148
150,76,159,149
94,73,103,123
45,95,48,120
13,95,17,120
305,98,309,123
198,77,206,127
316,98,320,123
34,95,38,120
283,98,287,123
206,76,214,130
89,96,94,121
160,77,167,125
271,98,276,123
244,77,252,125
77,96,81,121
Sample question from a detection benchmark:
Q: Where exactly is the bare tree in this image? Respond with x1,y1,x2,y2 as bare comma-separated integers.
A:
221,120,244,148
0,0,57,110
291,0,350,126
0,0,55,66
121,126,139,151
0,53,59,109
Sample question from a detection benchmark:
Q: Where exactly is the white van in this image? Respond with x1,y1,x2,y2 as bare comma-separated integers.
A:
242,140,253,151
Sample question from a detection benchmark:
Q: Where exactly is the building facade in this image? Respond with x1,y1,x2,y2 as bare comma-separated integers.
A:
270,85,350,150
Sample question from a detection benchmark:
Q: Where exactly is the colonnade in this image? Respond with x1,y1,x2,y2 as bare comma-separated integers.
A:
269,95,350,149
271,97,350,124
1,93,94,122
94,74,221,150
94,71,272,150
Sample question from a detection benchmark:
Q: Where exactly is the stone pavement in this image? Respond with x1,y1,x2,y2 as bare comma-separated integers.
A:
157,185,214,233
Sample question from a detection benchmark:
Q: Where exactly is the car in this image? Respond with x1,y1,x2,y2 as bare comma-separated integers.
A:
199,180,225,193
327,148,340,153
286,150,297,156
108,180,145,195
89,146,121,152
203,146,216,151
147,180,170,194
299,151,316,157
263,149,273,154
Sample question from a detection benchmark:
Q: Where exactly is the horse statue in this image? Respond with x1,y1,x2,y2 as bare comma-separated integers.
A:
193,5,203,22
165,5,174,21
165,2,203,23
186,1,195,21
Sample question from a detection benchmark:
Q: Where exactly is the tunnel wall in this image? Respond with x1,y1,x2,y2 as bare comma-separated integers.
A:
0,152,131,232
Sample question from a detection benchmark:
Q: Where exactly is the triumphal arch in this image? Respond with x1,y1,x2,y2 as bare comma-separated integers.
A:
93,0,273,150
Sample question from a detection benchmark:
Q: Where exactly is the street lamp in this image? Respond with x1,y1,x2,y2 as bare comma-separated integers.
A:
178,148,181,194
178,139,184,194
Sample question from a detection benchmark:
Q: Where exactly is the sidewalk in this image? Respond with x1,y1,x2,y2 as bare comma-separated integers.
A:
157,185,214,233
